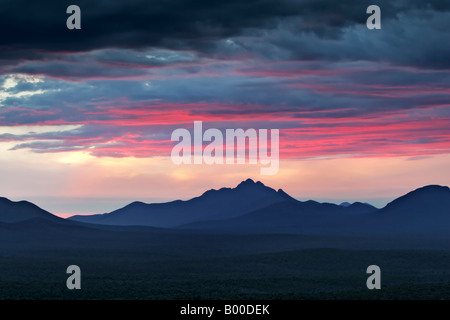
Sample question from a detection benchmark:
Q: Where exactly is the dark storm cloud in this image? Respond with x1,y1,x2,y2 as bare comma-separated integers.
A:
0,0,299,52
218,8,450,68
0,0,449,68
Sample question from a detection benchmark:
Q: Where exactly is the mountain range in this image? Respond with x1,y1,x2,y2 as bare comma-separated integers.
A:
69,179,298,227
1,179,450,236
0,197,62,223
2,180,450,300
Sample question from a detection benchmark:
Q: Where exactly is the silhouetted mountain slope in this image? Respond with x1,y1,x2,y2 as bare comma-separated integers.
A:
346,202,378,214
69,181,450,235
380,185,450,216
367,185,450,234
69,179,297,227
1,183,450,249
181,199,377,233
0,197,62,223
181,185,450,235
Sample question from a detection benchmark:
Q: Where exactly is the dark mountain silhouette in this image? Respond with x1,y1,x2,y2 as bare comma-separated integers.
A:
368,185,450,234
2,183,450,300
69,180,450,234
339,202,377,214
181,185,450,235
379,185,450,216
2,181,449,237
180,199,377,233
69,179,297,227
0,197,62,223
343,202,378,215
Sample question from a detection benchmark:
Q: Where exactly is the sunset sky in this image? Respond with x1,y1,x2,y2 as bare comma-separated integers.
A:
1,0,449,216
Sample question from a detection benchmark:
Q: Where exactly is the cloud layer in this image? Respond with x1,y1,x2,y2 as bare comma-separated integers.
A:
0,0,449,160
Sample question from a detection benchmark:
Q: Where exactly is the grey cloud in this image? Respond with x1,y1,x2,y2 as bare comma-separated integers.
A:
0,0,448,69
220,9,450,68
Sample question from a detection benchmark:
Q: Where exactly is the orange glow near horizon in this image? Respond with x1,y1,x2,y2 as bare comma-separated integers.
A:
1,137,449,216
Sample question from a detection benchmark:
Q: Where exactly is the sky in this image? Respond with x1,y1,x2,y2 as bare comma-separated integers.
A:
0,0,449,216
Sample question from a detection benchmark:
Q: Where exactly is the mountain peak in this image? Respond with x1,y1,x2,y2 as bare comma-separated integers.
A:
236,178,268,189
382,184,450,213
397,185,450,200
70,179,296,227
0,196,60,223
412,185,450,193
237,178,258,186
